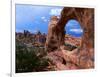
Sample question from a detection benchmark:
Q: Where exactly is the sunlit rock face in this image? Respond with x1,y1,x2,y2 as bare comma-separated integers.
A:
46,7,94,52
46,7,94,69
46,16,59,51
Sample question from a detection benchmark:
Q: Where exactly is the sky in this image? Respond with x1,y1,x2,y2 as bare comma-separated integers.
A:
16,4,83,37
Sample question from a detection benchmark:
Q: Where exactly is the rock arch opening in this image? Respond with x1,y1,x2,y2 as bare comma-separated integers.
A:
46,7,94,69
64,19,83,51
65,19,83,37
46,7,94,53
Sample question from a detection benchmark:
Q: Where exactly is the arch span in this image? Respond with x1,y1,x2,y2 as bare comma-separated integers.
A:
46,7,94,52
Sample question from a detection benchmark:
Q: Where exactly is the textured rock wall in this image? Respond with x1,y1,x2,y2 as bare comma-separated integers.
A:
46,16,59,51
46,7,94,52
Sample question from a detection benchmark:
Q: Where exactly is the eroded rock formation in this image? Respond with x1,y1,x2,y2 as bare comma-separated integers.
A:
46,7,94,52
46,7,94,69
46,16,59,51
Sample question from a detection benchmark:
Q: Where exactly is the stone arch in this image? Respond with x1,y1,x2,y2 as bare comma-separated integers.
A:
46,7,94,52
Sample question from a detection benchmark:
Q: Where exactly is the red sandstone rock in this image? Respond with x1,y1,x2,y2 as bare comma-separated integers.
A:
45,7,94,70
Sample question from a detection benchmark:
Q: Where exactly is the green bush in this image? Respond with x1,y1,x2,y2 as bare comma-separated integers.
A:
16,41,49,73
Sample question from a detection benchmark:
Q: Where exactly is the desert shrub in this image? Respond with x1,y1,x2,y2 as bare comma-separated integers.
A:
16,41,48,73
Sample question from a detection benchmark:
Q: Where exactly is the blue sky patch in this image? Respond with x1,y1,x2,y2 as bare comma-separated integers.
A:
16,4,83,37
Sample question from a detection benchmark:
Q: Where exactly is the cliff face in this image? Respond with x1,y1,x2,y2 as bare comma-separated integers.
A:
46,7,94,52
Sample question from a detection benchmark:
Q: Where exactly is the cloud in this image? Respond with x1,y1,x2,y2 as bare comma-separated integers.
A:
41,16,45,19
33,30,38,33
41,16,48,22
49,8,62,16
69,29,83,33
16,29,23,33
